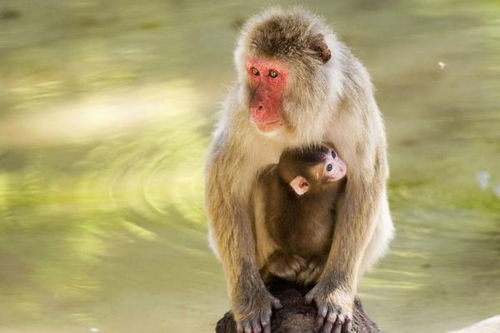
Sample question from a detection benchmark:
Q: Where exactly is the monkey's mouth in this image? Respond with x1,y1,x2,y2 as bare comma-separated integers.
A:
255,119,284,132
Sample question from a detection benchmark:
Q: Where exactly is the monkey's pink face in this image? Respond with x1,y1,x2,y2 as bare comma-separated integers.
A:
324,149,347,182
290,148,347,196
246,58,289,133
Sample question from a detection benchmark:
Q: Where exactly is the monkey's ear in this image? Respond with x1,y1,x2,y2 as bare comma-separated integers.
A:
290,176,310,196
310,35,331,64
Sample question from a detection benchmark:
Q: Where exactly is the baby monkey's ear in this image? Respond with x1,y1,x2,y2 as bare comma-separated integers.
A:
289,176,310,196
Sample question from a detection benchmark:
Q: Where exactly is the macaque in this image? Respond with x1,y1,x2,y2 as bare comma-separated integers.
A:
205,7,394,333
257,144,347,286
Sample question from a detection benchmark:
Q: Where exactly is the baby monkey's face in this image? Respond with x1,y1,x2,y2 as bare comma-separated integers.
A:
284,145,347,196
317,148,347,183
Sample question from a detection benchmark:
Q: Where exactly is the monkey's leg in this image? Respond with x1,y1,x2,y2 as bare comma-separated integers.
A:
358,192,394,277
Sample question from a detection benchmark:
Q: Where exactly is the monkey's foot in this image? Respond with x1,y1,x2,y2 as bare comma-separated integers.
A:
305,283,353,333
216,279,381,333
266,252,307,281
296,257,325,285
234,288,282,333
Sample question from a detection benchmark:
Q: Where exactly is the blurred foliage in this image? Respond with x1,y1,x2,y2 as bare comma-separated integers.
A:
0,0,499,332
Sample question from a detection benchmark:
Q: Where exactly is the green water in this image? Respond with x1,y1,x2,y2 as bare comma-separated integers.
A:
0,0,499,332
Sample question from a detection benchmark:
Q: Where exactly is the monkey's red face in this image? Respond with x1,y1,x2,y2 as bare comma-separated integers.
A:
246,58,289,133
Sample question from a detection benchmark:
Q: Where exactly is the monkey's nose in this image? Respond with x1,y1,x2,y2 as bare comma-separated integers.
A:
252,105,265,116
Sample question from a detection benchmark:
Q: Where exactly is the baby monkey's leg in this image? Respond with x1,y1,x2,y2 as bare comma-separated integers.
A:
265,251,307,281
296,256,326,285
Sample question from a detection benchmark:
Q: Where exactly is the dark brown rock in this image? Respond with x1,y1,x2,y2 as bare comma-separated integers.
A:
216,279,381,333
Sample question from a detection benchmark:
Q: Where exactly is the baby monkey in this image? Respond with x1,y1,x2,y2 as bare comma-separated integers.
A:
255,144,347,285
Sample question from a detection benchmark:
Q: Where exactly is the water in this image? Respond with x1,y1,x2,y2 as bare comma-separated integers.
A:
0,0,499,332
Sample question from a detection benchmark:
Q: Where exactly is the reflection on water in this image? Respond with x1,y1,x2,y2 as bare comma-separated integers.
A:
0,0,499,332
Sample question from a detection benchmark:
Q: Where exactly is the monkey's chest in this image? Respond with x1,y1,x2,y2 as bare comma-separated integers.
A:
269,210,335,258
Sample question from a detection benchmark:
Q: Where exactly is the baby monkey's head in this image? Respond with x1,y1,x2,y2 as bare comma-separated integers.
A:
278,144,347,196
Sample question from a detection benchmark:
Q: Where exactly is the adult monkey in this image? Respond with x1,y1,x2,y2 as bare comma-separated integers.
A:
205,7,393,333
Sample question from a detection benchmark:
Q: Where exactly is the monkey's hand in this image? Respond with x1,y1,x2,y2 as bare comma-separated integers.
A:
305,281,353,333
234,286,282,333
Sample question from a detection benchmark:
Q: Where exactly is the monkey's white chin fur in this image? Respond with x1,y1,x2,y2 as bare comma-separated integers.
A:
257,128,282,137
254,124,283,137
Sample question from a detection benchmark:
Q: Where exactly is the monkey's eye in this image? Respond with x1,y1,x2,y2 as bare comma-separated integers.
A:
251,67,260,76
331,150,337,159
326,164,333,172
269,70,278,78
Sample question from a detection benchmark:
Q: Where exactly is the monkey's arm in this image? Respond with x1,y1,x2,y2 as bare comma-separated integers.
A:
306,165,385,331
205,140,281,333
307,100,388,331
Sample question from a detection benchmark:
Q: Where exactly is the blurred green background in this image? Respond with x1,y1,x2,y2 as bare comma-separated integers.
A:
0,0,499,332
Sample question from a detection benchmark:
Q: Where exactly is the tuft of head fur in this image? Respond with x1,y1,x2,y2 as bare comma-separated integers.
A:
280,144,328,166
244,7,331,64
233,7,351,145
277,144,329,184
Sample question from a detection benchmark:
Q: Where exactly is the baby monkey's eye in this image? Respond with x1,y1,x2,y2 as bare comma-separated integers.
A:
269,69,278,78
331,150,337,159
251,67,260,75
326,164,333,172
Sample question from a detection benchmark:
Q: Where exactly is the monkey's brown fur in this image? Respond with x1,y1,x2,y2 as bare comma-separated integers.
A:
256,145,346,285
205,7,394,333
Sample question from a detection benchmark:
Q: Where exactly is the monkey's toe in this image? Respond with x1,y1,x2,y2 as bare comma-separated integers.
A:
251,319,262,333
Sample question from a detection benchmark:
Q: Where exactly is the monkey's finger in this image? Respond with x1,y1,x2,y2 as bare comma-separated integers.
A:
260,313,271,333
243,321,252,333
251,319,262,333
296,255,307,266
237,322,243,333
324,311,338,333
272,297,283,309
326,312,337,325
301,272,314,285
319,304,328,317
305,273,319,285
321,319,333,333
260,311,271,327
296,270,305,284
315,313,325,331
334,313,345,333
343,318,352,333
315,305,327,329
304,292,314,304
333,320,342,333
280,268,296,280
292,255,306,271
